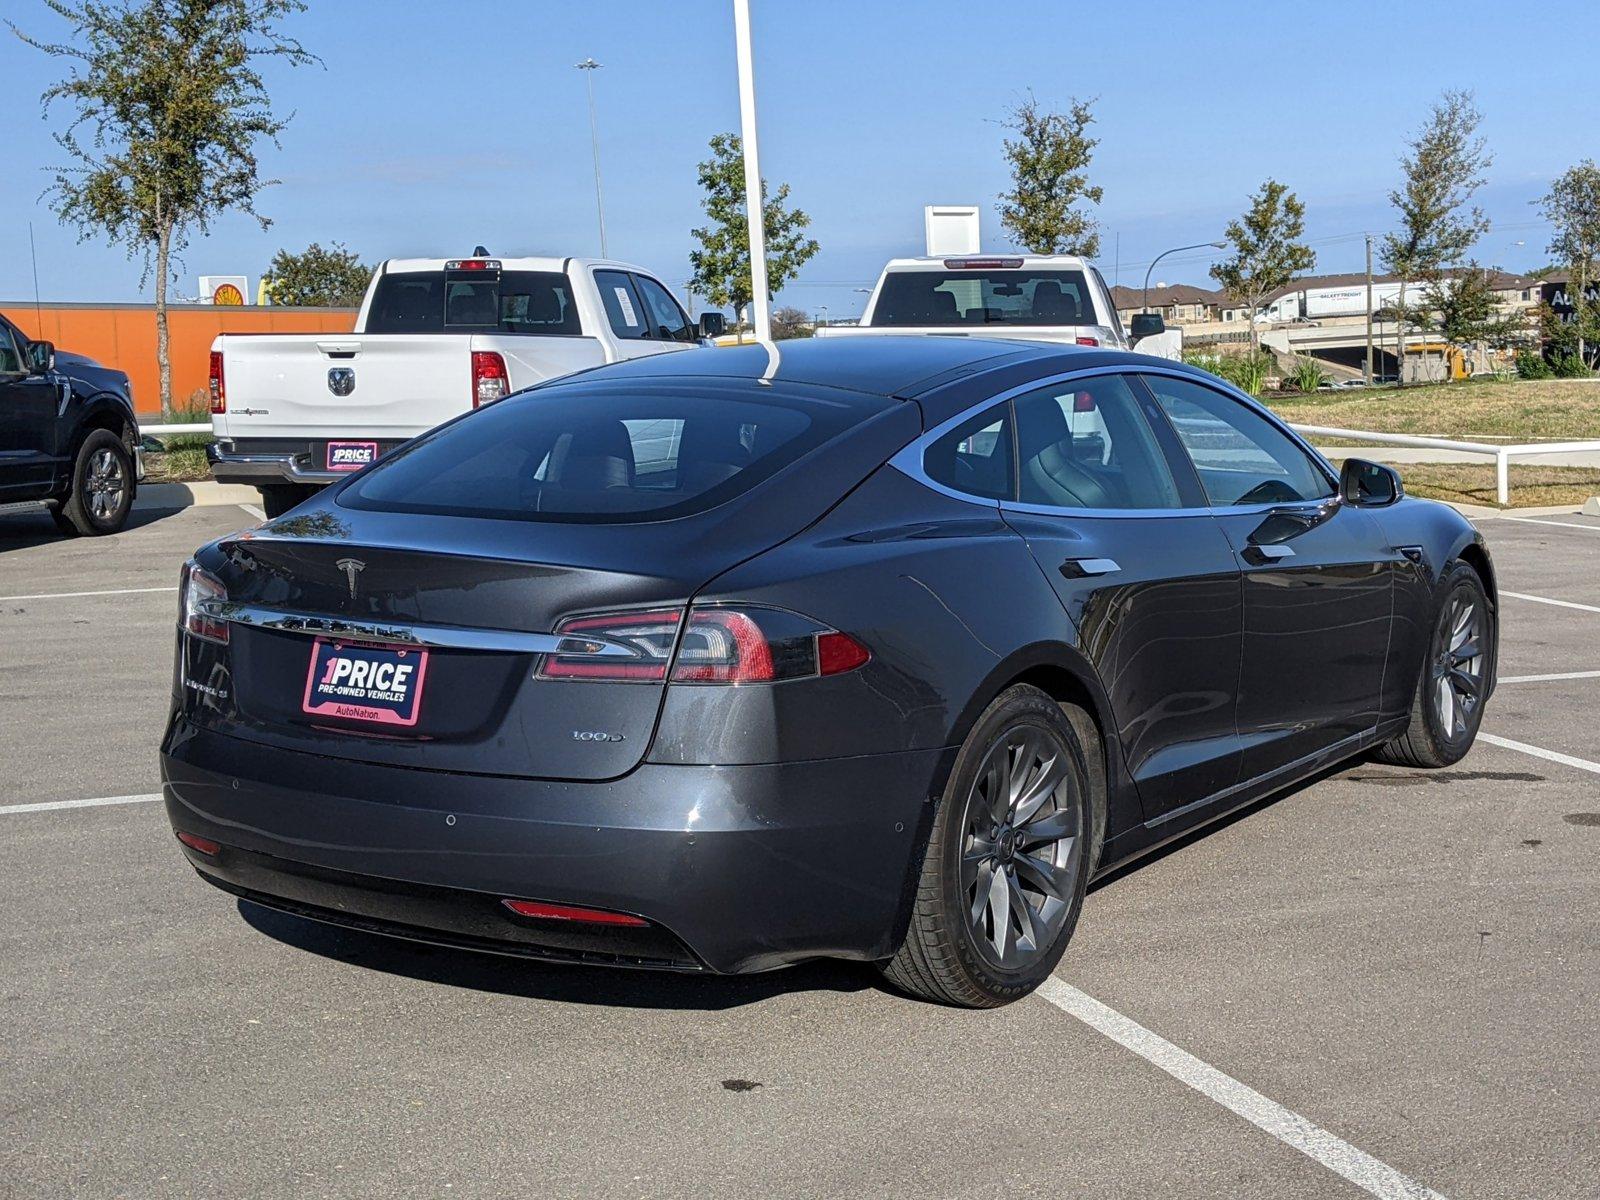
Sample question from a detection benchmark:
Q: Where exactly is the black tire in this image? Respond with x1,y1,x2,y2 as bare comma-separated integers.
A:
881,684,1098,1007
58,429,134,536
1373,561,1493,768
259,484,312,519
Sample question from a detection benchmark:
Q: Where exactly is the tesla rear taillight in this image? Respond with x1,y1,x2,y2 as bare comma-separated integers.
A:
208,351,225,414
176,831,220,856
537,606,871,685
1075,336,1099,346
472,350,509,408
501,899,647,927
181,561,229,644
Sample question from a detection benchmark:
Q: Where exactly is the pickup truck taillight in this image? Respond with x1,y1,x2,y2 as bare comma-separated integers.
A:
472,351,509,408
208,351,226,414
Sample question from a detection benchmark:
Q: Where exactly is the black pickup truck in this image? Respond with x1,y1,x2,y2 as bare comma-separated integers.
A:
1,310,142,536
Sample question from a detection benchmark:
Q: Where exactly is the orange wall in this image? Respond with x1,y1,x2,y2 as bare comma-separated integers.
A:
3,303,357,417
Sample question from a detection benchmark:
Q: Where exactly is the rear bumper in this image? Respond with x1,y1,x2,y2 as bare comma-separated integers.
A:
207,442,343,487
160,721,949,974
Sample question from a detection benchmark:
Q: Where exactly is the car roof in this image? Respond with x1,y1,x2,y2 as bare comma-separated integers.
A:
582,335,1093,397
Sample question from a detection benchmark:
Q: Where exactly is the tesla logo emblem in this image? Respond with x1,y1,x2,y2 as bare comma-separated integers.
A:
328,367,356,396
335,557,365,598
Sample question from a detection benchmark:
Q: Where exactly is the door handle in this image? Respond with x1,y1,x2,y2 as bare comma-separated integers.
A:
1059,557,1121,579
1242,544,1295,565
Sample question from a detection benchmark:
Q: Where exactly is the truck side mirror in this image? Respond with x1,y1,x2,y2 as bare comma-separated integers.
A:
698,312,727,340
1129,313,1165,342
1341,458,1403,507
25,340,55,375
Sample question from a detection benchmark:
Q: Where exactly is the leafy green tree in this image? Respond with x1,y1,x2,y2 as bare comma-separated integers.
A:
1537,161,1600,365
1381,90,1492,384
1209,179,1316,352
11,0,315,411
263,241,371,307
687,133,819,340
1419,265,1523,370
997,94,1102,256
769,305,812,340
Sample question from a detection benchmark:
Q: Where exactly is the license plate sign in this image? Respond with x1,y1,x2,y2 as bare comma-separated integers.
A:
302,638,428,727
326,441,378,471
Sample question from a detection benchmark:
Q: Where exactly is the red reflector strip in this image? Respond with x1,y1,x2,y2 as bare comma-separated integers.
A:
501,899,648,927
816,631,871,676
176,831,220,856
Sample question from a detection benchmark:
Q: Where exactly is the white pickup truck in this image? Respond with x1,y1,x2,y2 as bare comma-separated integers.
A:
207,253,724,515
816,254,1165,349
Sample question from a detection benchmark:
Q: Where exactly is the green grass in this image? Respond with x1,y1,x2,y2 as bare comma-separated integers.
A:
143,433,212,483
1263,378,1600,441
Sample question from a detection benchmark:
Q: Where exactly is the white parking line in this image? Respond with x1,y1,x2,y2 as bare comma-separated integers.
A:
1037,979,1448,1199
238,503,266,521
1479,733,1600,776
1500,590,1600,615
0,793,162,816
1498,517,1600,534
1498,670,1600,684
0,585,179,603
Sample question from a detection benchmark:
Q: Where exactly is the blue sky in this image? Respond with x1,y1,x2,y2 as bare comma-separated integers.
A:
1,0,1593,318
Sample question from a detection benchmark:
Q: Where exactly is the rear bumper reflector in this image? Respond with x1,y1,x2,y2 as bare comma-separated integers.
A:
501,898,649,927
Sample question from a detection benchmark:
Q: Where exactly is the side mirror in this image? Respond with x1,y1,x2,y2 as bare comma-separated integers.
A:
25,340,55,375
698,312,727,340
1341,458,1403,507
1129,313,1165,341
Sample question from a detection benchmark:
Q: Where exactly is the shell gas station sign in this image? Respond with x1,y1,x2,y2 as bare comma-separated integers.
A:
198,275,249,305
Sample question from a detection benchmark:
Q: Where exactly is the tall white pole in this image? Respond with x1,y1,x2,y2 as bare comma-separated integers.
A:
732,0,770,342
576,58,608,259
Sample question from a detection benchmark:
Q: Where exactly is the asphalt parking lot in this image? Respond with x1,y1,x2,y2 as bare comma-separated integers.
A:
3,503,1597,1200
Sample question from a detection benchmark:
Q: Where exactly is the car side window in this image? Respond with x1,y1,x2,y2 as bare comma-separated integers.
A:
1013,373,1183,510
924,404,1014,501
632,275,695,342
1141,374,1335,506
0,321,22,374
594,270,648,340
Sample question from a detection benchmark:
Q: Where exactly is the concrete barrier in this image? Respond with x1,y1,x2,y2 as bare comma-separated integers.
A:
134,481,261,511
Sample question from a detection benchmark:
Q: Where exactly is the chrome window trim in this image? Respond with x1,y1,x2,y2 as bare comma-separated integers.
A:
193,599,638,658
891,362,1342,519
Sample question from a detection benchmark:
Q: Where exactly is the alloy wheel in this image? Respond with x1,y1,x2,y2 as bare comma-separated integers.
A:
960,725,1081,970
1432,589,1484,741
86,448,126,522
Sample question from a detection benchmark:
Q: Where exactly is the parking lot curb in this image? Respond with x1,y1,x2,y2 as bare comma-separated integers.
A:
135,481,261,510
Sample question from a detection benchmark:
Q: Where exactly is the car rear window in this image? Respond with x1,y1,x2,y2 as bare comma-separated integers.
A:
338,384,874,523
873,269,1093,327
365,270,582,335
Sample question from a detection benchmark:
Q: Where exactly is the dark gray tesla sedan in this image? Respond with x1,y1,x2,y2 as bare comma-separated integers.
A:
161,337,1496,1006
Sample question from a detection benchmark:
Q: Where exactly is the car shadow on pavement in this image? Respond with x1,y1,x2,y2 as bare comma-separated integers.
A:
236,899,882,1010
0,504,194,550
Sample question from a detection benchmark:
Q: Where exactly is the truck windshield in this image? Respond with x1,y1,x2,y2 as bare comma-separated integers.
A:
872,269,1094,327
365,270,582,336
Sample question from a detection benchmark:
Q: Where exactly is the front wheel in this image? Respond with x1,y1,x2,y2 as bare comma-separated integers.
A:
1374,561,1493,768
58,429,134,536
881,685,1097,1007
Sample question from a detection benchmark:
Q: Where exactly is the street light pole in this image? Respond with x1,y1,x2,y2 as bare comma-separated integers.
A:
575,58,608,259
1143,241,1227,314
732,0,771,343
1365,234,1374,385
817,305,828,328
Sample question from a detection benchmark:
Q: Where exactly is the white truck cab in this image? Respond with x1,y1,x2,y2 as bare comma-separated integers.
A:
817,255,1156,349
207,253,724,516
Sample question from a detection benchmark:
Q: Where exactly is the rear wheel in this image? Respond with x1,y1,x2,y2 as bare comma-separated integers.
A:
1374,561,1492,768
881,685,1096,1007
58,430,134,536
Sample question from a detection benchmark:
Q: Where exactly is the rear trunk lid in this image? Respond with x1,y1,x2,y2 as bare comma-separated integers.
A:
215,334,478,441
186,386,918,781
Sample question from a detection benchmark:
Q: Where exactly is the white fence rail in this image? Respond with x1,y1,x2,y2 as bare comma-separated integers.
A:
1290,423,1600,507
